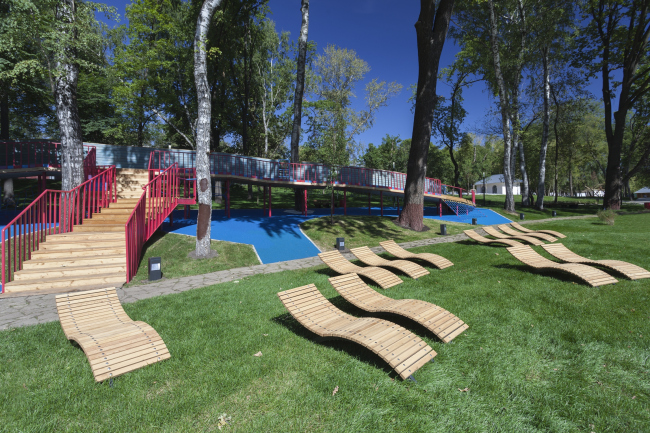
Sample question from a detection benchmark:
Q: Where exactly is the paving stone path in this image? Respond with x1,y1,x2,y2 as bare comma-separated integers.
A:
0,215,594,330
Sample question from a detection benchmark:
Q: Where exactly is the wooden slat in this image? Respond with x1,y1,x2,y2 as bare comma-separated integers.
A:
483,227,545,245
463,229,522,247
379,240,454,269
318,250,402,289
510,222,566,238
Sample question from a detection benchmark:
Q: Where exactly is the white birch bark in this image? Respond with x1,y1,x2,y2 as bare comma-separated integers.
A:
193,0,223,257
488,0,514,212
290,0,309,164
536,47,551,210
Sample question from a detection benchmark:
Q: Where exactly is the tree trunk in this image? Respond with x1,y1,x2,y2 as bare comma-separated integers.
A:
213,180,222,204
193,0,223,258
535,47,551,210
487,0,514,212
0,84,8,140
513,0,529,206
3,178,14,207
54,0,84,191
396,0,454,231
291,0,309,211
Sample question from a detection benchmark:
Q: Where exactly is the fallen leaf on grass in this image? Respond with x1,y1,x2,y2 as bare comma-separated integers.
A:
332,386,339,396
263,334,268,337
233,281,239,284
253,351,262,357
495,253,499,256
632,395,636,399
596,381,602,386
458,387,469,392
22,384,27,390
217,413,231,430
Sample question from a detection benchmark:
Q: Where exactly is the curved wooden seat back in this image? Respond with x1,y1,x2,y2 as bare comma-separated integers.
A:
498,224,557,242
506,245,618,287
379,240,454,269
329,274,468,343
541,243,650,280
318,250,402,289
463,229,522,247
277,284,436,380
56,288,170,382
483,226,545,245
349,246,429,279
511,222,566,238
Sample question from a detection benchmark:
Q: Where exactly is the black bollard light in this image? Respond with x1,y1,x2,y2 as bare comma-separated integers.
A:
440,224,447,236
148,257,162,281
552,211,557,217
472,218,478,225
520,213,525,220
336,237,345,251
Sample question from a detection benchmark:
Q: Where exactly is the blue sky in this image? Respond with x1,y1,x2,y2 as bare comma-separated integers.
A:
102,0,605,149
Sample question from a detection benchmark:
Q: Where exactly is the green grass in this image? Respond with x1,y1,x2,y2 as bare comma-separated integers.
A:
1,214,649,431
301,215,470,251
126,232,260,286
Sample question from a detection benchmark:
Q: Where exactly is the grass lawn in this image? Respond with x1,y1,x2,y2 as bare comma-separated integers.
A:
301,215,470,251
1,214,649,431
126,232,260,286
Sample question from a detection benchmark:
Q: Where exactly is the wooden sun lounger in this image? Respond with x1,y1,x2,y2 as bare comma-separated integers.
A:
483,226,545,245
278,284,436,380
329,274,468,343
350,246,430,279
506,245,618,287
498,224,557,242
318,250,402,289
379,239,454,269
511,222,566,239
463,229,523,247
541,243,650,280
56,288,170,382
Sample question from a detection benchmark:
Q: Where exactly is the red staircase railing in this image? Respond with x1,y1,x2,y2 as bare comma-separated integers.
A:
125,164,180,283
1,166,117,292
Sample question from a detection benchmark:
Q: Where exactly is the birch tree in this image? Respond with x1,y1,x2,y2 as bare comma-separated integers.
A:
194,0,224,258
291,0,309,209
396,0,454,231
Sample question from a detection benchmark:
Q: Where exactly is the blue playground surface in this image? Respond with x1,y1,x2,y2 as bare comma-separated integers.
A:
160,206,511,264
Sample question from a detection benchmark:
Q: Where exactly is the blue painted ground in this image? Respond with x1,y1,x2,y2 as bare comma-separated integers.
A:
160,206,511,264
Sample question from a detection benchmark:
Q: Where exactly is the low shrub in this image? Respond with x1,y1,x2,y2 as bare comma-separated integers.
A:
597,208,617,225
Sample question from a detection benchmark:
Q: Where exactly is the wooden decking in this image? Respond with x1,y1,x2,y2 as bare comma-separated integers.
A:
497,224,557,242
482,226,546,245
349,246,430,279
318,250,402,289
463,229,523,247
510,222,566,239
277,284,436,380
56,288,170,382
329,274,468,343
379,240,453,269
541,243,650,280
506,245,618,287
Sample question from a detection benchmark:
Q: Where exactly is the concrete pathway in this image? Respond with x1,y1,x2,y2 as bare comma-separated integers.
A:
0,215,594,331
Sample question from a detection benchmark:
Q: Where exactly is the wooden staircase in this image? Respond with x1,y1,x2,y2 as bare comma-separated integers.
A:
3,169,149,295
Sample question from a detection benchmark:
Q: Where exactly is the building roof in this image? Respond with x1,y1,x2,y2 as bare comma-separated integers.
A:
474,174,522,185
635,187,650,194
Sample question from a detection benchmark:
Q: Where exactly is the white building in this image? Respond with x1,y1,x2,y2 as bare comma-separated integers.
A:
474,174,521,195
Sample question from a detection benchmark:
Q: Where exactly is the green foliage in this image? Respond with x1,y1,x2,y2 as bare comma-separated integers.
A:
597,209,617,225
362,134,409,172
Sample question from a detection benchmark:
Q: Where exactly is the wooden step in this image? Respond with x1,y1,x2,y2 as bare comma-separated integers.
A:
83,218,129,225
4,272,126,293
39,239,125,250
31,246,126,258
99,208,133,215
22,254,126,270
13,263,127,281
45,232,124,241
73,225,126,232
89,214,130,222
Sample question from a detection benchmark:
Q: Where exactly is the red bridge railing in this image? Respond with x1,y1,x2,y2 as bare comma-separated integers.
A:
0,141,96,170
1,166,117,292
125,164,180,283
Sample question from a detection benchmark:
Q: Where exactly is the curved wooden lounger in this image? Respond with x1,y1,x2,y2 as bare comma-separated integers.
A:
511,222,566,239
541,243,650,280
56,288,170,382
329,274,468,343
483,226,545,245
318,250,402,289
277,284,436,380
350,246,430,279
498,224,557,242
379,239,454,269
506,245,618,287
463,229,523,247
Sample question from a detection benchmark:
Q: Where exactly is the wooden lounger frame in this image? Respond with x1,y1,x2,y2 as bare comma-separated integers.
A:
463,229,523,247
379,239,454,269
541,243,650,280
482,226,545,245
329,274,468,343
506,245,618,287
510,222,566,239
56,288,170,382
318,250,402,289
278,284,436,380
498,224,557,242
350,246,430,279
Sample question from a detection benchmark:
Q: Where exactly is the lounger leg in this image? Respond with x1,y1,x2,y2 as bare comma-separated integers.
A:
407,375,417,383
109,378,114,387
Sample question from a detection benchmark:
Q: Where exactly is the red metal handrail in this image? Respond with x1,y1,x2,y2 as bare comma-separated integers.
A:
1,166,117,291
0,141,96,169
125,164,180,283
